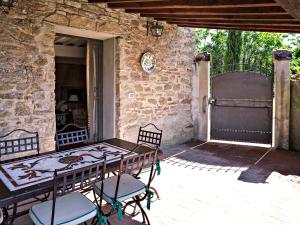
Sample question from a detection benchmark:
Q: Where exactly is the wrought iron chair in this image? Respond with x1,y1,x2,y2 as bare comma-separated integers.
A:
93,150,159,225
56,123,88,150
136,123,162,199
29,158,107,225
137,123,162,149
0,129,39,162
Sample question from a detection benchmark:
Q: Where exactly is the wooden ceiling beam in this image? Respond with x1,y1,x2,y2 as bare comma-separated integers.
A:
107,0,279,9
186,26,300,34
155,17,297,23
144,14,294,20
89,0,164,3
176,24,300,33
158,19,300,27
125,6,286,15
275,0,300,22
169,22,300,33
88,0,300,33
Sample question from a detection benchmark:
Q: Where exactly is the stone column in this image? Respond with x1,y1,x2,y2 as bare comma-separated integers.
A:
195,52,210,141
273,50,292,150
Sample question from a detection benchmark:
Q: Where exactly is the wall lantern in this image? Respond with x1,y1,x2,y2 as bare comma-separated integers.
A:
147,21,164,38
1,0,14,7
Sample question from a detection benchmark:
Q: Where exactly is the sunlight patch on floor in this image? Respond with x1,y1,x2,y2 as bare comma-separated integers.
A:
209,139,272,148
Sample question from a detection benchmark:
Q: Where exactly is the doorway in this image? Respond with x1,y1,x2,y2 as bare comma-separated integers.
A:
55,35,88,132
54,32,116,144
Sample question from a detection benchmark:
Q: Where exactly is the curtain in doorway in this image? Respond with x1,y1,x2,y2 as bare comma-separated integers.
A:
87,40,103,143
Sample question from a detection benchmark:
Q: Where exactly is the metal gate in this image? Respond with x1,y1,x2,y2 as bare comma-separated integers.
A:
210,64,273,144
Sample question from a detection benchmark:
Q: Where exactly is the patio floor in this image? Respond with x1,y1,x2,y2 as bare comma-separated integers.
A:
15,142,300,225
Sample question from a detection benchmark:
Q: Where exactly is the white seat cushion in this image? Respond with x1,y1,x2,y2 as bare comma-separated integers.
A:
29,192,97,225
94,174,146,203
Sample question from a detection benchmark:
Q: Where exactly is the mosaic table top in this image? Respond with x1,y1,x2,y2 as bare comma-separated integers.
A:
0,142,135,191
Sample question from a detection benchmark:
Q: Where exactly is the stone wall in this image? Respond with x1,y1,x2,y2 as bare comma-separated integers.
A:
0,0,195,153
290,80,300,151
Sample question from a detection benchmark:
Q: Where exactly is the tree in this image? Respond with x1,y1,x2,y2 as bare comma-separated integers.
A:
195,29,227,71
242,32,283,68
224,30,243,66
287,34,300,75
195,29,300,77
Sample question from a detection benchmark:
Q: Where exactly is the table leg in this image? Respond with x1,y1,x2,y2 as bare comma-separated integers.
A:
0,207,8,225
9,204,17,225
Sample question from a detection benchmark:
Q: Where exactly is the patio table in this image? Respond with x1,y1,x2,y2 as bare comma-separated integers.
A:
0,138,159,224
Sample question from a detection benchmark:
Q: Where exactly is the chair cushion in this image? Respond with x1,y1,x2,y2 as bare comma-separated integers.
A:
29,192,97,225
94,174,146,203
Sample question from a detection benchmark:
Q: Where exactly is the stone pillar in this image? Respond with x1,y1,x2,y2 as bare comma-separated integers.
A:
195,52,210,141
273,50,292,150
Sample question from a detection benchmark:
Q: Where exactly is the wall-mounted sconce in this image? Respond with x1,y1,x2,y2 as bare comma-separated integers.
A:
1,0,14,7
147,21,164,38
1,0,14,13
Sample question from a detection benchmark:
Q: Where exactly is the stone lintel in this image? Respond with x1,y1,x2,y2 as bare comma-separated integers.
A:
195,52,211,62
273,50,292,61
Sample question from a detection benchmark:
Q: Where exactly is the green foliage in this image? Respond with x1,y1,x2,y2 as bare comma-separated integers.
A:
195,29,300,77
195,29,227,68
287,35,300,76
242,32,283,67
224,30,243,65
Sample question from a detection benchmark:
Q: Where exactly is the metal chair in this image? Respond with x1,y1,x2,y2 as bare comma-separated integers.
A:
93,150,159,225
56,123,88,150
29,158,107,225
137,123,162,149
0,129,39,162
136,123,162,199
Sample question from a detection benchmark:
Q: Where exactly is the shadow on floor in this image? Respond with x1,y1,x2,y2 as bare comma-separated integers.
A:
164,141,300,184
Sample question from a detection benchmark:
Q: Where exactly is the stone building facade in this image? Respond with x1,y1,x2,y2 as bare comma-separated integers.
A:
0,0,195,153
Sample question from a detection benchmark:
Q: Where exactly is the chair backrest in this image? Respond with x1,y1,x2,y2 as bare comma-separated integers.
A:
112,150,158,202
137,123,162,149
56,124,88,149
51,159,107,225
0,129,39,161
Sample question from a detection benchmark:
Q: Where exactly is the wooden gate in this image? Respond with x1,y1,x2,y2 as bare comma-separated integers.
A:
210,64,273,144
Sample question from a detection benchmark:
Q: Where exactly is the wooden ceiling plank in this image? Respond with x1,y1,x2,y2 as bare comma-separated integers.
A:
125,6,286,15
142,14,294,20
89,0,300,33
169,22,300,31
155,17,298,23
89,0,164,2
168,21,300,28
175,23,300,33
160,19,300,26
108,0,279,9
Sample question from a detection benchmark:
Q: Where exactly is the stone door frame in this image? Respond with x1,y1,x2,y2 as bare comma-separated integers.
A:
53,25,118,140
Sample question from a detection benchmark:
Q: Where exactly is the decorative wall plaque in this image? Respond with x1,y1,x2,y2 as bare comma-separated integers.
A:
141,52,156,73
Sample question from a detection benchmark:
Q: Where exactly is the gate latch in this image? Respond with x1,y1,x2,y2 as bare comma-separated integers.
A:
208,98,216,105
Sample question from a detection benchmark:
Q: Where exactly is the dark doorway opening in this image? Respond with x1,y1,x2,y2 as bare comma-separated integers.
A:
54,35,88,131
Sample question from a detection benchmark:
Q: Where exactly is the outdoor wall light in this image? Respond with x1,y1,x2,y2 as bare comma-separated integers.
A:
147,21,164,38
1,0,14,7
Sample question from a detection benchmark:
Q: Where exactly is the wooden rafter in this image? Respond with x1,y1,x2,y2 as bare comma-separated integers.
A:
168,22,300,30
159,19,300,27
176,24,300,33
125,7,286,15
107,0,279,9
89,0,164,2
88,0,300,33
146,14,294,20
